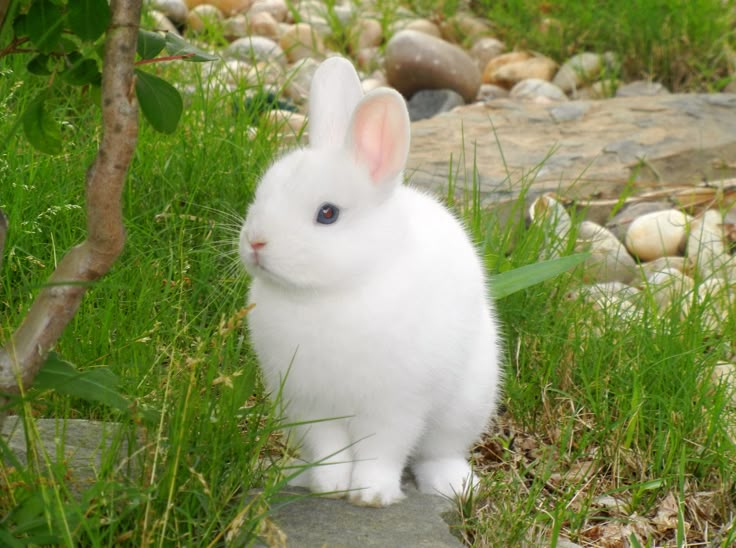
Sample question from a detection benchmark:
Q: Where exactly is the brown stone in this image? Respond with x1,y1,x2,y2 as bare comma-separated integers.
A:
187,4,223,33
403,18,442,38
248,10,280,39
354,18,383,50
439,12,491,44
248,0,288,22
279,23,325,62
485,56,558,88
469,37,505,72
384,30,480,102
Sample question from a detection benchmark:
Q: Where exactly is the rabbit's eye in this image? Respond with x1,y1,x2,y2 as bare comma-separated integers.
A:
316,203,339,225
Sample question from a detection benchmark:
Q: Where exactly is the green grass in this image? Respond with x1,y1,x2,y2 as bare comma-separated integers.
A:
474,0,736,92
3,3,736,546
1,53,293,544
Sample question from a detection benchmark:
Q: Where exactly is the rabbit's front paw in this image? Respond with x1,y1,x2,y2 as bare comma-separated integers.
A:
348,464,404,507
309,461,352,498
348,483,405,507
413,458,477,499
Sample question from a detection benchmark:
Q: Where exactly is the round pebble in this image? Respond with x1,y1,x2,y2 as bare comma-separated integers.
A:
248,0,288,22
477,83,509,102
407,89,465,122
215,0,253,15
224,35,285,64
354,18,383,50
486,55,557,88
279,23,326,63
283,57,320,103
150,0,188,25
510,78,567,101
482,51,530,85
384,29,481,102
355,46,382,72
248,10,280,39
150,10,179,33
223,14,248,40
624,209,690,261
439,13,491,44
553,52,608,93
606,201,672,241
187,4,224,33
403,18,442,38
469,37,505,72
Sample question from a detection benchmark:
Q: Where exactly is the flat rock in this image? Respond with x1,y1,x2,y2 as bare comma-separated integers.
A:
259,485,462,547
2,416,131,492
406,94,736,215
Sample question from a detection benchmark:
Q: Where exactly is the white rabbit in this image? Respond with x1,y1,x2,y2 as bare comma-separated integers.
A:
239,57,501,507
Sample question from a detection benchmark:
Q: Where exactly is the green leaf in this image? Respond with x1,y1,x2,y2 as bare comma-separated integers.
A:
27,54,52,76
12,14,28,37
51,37,80,56
26,0,64,54
490,253,590,299
137,29,166,60
134,69,183,134
164,32,218,62
34,353,130,413
5,492,47,529
0,529,24,548
61,53,101,86
21,93,62,155
67,0,111,42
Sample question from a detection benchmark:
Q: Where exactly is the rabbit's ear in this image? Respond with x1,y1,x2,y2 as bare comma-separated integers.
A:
347,88,410,187
308,57,364,149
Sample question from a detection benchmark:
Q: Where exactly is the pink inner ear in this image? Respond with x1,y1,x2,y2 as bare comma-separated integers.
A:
350,92,409,186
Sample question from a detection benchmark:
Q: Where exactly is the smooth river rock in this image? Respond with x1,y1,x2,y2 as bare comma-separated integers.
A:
385,30,481,102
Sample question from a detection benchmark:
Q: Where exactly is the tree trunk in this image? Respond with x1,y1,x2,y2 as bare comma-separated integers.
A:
0,0,142,408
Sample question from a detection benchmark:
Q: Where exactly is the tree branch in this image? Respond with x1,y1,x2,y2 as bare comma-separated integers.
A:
0,0,142,394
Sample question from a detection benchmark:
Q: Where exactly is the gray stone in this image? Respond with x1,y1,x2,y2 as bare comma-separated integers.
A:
469,36,505,71
549,101,590,122
2,417,133,492
408,89,466,121
405,94,736,215
259,485,462,547
149,10,179,34
553,52,610,93
477,83,509,102
606,201,672,241
224,36,285,64
385,30,481,103
616,80,670,97
248,0,288,23
510,78,567,101
147,0,188,25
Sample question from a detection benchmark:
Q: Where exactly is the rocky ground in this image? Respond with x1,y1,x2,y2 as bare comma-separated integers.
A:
145,0,718,126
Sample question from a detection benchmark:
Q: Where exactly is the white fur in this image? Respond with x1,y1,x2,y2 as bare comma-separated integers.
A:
239,57,501,507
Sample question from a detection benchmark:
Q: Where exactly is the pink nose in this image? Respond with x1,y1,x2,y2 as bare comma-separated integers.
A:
250,241,266,251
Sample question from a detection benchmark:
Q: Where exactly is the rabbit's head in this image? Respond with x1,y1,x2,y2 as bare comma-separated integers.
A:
240,57,411,290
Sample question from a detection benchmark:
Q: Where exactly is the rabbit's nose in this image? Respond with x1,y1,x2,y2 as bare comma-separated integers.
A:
250,240,266,251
